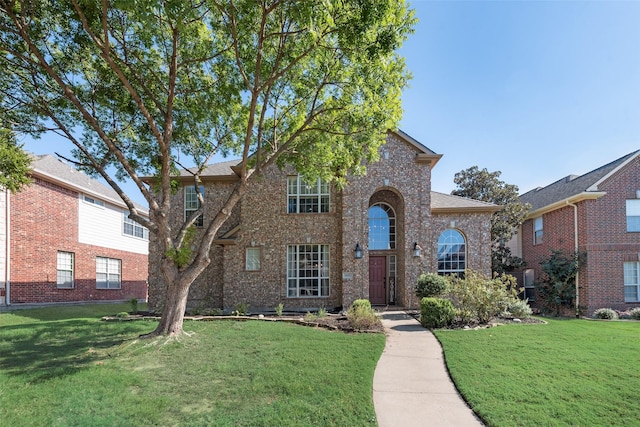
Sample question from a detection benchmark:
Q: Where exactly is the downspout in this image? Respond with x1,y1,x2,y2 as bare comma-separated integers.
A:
4,189,9,306
567,200,579,317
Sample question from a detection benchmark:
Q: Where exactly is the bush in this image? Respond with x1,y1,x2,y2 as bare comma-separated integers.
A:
504,299,533,318
415,273,450,299
593,308,618,320
448,271,521,324
630,308,640,320
420,297,455,329
346,299,380,330
275,303,284,317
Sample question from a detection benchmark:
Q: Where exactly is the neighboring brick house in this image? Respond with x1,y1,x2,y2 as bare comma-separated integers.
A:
148,130,498,312
512,150,640,315
0,154,149,306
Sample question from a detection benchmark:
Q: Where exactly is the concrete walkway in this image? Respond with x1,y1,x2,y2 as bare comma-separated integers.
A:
373,311,484,427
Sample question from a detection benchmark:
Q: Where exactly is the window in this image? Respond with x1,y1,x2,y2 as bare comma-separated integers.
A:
523,268,535,301
246,247,261,271
624,262,640,302
57,251,74,289
533,217,543,245
626,200,640,232
287,245,329,297
83,195,104,207
438,229,466,276
287,176,329,213
123,214,149,239
368,204,395,250
185,185,204,227
96,257,121,289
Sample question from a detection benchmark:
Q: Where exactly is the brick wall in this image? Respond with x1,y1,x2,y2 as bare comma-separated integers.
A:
9,178,147,304
519,155,640,315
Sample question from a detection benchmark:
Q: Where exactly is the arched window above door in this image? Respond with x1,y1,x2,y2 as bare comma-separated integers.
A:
368,203,395,250
437,229,466,276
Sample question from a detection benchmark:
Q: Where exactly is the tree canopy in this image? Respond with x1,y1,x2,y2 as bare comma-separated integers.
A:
0,0,415,335
452,166,531,274
0,126,31,192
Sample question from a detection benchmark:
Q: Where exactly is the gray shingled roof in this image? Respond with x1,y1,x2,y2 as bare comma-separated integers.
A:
520,150,640,211
179,159,240,178
430,191,500,212
31,154,147,212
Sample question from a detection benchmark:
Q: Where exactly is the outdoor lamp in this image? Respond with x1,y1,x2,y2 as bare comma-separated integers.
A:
413,242,422,258
354,243,363,259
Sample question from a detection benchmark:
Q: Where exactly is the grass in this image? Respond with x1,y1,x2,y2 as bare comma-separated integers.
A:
0,304,385,426
434,318,640,427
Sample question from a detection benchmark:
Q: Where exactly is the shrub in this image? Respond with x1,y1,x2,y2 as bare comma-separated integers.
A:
415,273,450,299
233,303,248,316
275,303,284,317
630,308,640,320
420,297,455,329
346,299,380,330
504,299,533,318
448,271,521,324
115,312,129,319
129,298,138,314
593,308,618,320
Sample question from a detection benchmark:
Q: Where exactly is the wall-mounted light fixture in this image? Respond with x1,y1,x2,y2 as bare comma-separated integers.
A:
383,150,390,160
354,243,363,259
413,242,422,258
383,178,390,186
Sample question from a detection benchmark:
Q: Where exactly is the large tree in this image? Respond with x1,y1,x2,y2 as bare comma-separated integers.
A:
0,0,415,336
0,126,31,192
452,166,531,274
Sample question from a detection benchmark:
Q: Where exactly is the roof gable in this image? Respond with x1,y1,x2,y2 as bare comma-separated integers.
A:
430,191,501,214
520,150,639,213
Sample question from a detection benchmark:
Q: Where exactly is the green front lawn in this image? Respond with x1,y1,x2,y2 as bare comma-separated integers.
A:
434,318,640,427
0,304,384,426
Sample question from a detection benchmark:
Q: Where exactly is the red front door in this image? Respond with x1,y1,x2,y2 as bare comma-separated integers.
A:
369,256,386,305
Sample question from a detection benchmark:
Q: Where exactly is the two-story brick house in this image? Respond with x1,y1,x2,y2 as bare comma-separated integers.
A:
147,130,499,312
0,154,149,307
513,150,640,315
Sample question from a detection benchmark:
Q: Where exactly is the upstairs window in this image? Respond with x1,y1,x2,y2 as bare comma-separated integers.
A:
627,200,640,232
533,217,543,245
287,176,329,213
368,203,395,250
123,214,149,239
185,185,204,227
83,195,104,207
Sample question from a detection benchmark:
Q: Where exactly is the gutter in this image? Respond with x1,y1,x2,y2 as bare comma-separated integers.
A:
4,189,9,305
566,200,579,317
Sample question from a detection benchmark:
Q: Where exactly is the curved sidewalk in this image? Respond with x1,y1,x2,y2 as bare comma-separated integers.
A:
373,311,484,427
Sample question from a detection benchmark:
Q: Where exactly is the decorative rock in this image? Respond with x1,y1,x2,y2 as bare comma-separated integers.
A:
513,318,522,323
258,314,264,319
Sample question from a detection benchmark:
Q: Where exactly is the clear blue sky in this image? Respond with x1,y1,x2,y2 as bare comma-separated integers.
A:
401,0,640,195
21,0,640,205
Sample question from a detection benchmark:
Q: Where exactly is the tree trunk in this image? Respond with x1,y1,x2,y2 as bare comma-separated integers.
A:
145,272,191,337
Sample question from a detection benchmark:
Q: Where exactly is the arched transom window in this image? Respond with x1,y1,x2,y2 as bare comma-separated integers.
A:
437,229,466,276
368,203,395,250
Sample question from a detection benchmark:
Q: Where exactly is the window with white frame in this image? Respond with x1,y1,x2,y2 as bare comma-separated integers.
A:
287,244,329,297
184,185,204,227
533,217,543,245
57,251,74,289
624,262,640,302
626,200,640,232
245,247,261,271
123,214,149,239
83,195,104,207
287,176,329,213
523,268,535,301
96,257,121,289
437,229,466,277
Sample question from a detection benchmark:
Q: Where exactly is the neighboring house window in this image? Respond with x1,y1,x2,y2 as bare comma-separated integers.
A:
184,185,204,227
287,176,329,213
83,195,104,207
96,257,121,289
123,214,149,239
437,229,466,276
287,244,329,297
626,200,640,232
523,268,535,301
246,247,261,271
624,262,640,302
533,217,543,245
57,251,74,289
368,203,395,250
